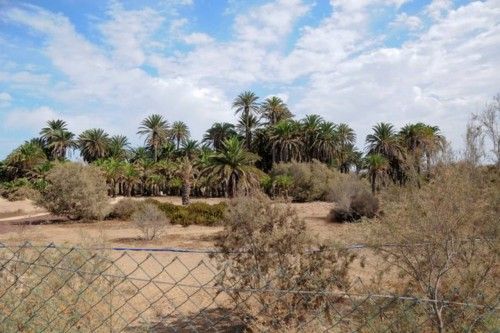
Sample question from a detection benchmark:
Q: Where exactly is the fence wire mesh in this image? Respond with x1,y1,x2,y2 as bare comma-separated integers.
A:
0,242,498,332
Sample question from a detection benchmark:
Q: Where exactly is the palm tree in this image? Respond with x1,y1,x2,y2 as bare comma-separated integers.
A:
78,128,110,163
314,121,338,164
176,157,197,205
335,123,356,172
137,114,169,162
269,120,303,163
122,163,140,196
366,122,405,183
366,122,402,158
4,140,48,178
365,153,389,194
40,119,75,160
236,113,260,149
421,125,444,177
95,158,124,196
203,123,237,151
203,137,261,198
108,135,130,161
181,140,200,160
301,114,323,161
260,96,293,125
232,91,260,148
170,121,190,149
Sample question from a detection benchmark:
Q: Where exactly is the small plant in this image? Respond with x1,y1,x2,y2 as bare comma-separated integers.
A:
131,203,169,240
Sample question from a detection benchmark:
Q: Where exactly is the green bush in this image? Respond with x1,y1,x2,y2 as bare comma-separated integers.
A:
118,199,227,226
270,160,337,201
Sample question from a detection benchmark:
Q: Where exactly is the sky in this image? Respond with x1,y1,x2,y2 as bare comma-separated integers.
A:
0,0,499,158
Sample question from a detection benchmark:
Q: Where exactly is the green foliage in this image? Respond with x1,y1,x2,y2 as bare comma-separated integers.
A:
271,160,337,201
0,178,40,201
109,198,227,226
38,163,109,220
156,201,227,226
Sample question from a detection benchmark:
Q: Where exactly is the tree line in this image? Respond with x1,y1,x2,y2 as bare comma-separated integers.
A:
0,90,453,201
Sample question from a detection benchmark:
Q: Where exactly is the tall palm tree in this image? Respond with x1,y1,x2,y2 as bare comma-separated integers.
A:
366,122,402,158
78,128,110,163
170,121,190,149
176,156,197,205
314,121,338,164
365,153,389,194
137,114,169,162
335,123,356,172
236,113,260,149
269,120,303,163
203,137,261,198
301,114,324,161
108,135,130,161
421,125,444,177
232,91,260,148
40,119,75,160
260,96,293,125
202,122,237,151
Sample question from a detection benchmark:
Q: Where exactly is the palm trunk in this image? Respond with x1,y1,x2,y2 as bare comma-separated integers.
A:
371,173,376,194
181,181,191,205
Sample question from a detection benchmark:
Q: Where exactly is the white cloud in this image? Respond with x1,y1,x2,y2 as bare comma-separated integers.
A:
0,92,12,107
426,0,453,20
1,0,499,155
391,13,423,31
183,32,214,45
5,106,59,129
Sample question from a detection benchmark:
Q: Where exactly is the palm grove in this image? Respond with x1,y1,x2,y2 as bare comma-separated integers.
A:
1,91,448,203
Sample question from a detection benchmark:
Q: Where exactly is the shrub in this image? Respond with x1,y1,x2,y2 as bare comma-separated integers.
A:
213,194,356,330
271,160,337,201
108,198,141,220
131,203,169,240
38,163,109,220
350,190,379,218
367,164,499,332
153,200,227,226
0,178,40,201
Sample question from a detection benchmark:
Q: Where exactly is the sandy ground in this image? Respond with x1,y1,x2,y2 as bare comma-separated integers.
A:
0,196,372,247
0,196,380,328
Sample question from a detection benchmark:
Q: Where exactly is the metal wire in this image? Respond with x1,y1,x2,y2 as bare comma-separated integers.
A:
0,242,497,333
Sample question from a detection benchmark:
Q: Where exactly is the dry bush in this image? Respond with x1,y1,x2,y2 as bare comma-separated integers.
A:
131,203,169,240
327,174,378,222
213,194,356,331
38,163,109,220
108,198,141,220
366,164,499,332
271,160,338,201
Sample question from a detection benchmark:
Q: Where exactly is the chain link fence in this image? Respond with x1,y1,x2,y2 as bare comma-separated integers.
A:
0,242,498,332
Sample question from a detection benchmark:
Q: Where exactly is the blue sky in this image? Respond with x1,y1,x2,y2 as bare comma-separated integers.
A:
1,0,499,158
